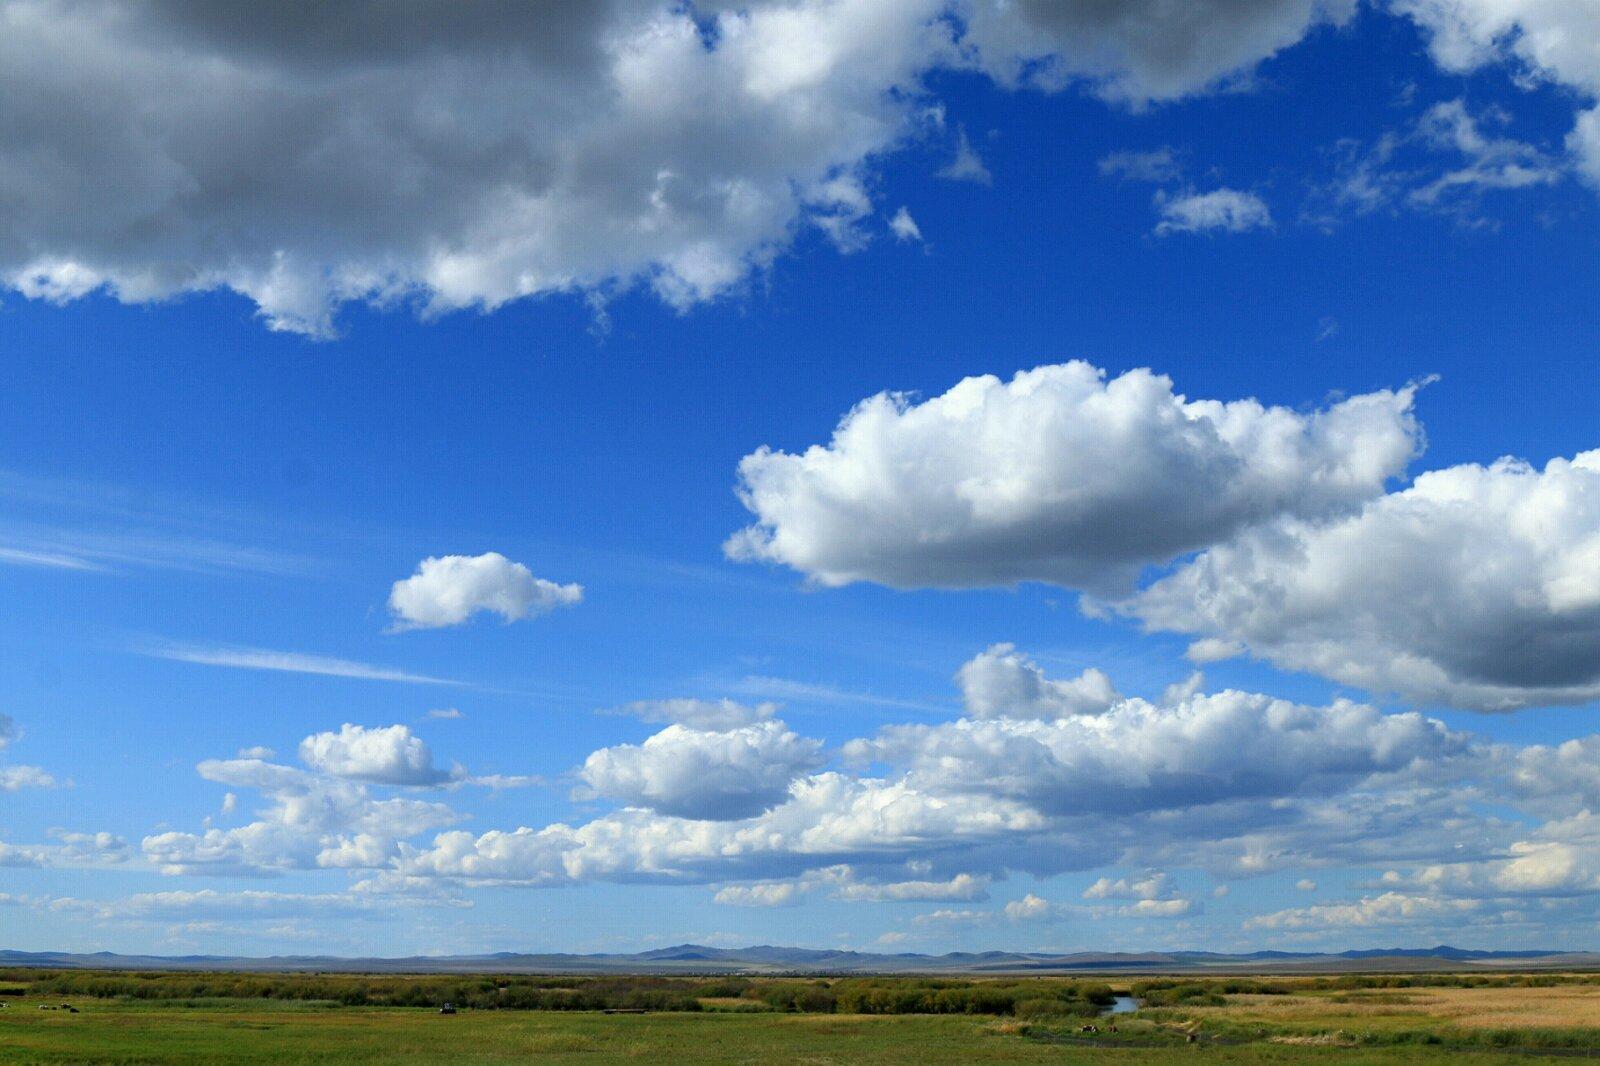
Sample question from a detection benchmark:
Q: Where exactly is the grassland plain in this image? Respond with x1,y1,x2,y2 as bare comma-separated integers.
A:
1,973,1598,1063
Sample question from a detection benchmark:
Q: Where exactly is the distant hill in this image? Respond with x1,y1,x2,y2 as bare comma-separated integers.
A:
2,944,1595,975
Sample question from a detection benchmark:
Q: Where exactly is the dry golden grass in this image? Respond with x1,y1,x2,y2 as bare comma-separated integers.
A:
1401,985,1600,1029
1181,983,1600,1031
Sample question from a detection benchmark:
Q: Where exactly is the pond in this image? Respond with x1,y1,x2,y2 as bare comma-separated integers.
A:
1103,996,1140,1015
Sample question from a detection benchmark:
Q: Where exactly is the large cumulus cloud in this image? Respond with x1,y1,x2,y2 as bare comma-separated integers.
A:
1125,451,1600,710
9,1,1587,335
728,362,1422,592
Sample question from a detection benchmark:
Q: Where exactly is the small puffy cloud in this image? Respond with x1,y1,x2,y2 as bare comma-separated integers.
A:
1154,188,1272,235
709,865,990,907
299,724,454,787
610,698,778,731
0,766,56,792
1082,871,1196,916
49,831,129,865
937,125,992,184
888,206,923,242
389,552,581,630
0,713,53,795
1121,897,1194,917
1186,638,1244,664
1004,893,1054,920
825,868,990,903
958,643,1120,719
221,792,237,814
1099,147,1182,183
1083,871,1175,900
728,362,1422,594
714,881,803,907
1126,451,1600,710
579,721,825,821
237,746,276,760
1296,878,1318,891
427,708,464,720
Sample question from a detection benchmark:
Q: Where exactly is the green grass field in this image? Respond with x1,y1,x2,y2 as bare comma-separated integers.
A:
3,975,1598,1063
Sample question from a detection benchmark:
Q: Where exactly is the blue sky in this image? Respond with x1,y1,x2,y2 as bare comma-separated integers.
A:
2,0,1599,956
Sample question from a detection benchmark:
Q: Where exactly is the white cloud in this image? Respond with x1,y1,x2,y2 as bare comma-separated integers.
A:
1120,897,1194,917
299,724,455,787
1004,892,1054,920
713,865,988,906
1186,638,1244,664
888,206,923,242
1083,871,1176,900
579,720,824,820
1154,187,1273,235
850,677,1461,818
1098,147,1183,183
427,708,464,721
1409,99,1564,205
399,771,1044,886
713,881,804,907
609,698,778,731
389,552,581,630
825,868,990,902
0,765,57,791
0,716,55,792
1,0,1596,337
1126,450,1600,710
937,125,992,184
1395,0,1600,182
237,746,275,760
82,638,1600,936
0,0,959,334
142,757,460,876
1295,878,1318,891
1244,890,1480,930
1309,97,1569,228
728,362,1422,593
957,643,1120,719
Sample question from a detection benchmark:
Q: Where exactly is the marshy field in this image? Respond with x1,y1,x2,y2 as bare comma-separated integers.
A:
2,970,1599,1062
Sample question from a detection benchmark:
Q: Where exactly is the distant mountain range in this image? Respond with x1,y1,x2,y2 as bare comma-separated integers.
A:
3,944,1596,975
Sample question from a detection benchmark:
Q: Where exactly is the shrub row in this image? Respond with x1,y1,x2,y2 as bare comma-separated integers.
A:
12,970,1114,1016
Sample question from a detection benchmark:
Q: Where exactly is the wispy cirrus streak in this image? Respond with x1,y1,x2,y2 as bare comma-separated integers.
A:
134,641,461,686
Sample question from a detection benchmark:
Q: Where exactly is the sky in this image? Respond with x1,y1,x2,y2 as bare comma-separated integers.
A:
1,0,1599,958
